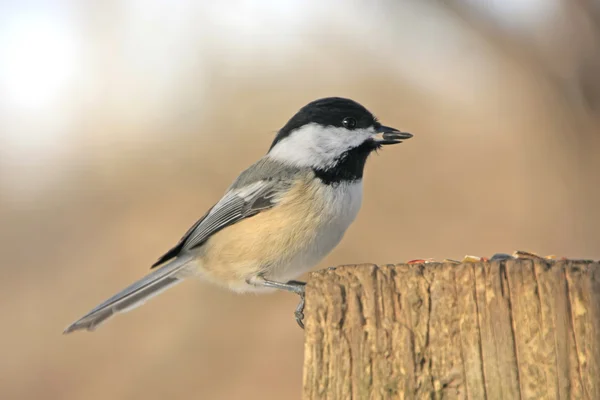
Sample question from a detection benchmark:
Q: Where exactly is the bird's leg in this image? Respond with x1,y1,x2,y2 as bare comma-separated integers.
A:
287,280,306,329
247,275,306,329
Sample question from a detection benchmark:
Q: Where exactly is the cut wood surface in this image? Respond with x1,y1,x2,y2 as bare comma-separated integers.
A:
302,259,600,400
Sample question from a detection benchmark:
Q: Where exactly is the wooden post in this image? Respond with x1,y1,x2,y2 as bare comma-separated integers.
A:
302,259,600,400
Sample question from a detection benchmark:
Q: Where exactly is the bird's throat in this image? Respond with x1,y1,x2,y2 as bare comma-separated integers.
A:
312,141,377,185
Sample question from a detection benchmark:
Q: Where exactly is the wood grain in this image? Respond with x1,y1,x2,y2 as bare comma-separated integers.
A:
302,260,600,400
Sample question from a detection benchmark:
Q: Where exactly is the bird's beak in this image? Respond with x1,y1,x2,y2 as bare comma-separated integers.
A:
371,125,413,145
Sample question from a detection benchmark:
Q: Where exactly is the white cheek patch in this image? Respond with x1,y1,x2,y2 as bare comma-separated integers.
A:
268,123,373,168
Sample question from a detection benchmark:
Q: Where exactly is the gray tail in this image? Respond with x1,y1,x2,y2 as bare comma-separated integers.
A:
63,256,193,334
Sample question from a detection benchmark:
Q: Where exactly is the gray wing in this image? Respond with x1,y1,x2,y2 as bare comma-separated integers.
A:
65,180,286,332
151,174,293,268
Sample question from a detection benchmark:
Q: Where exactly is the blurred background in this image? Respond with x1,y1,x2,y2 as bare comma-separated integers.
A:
1,0,599,399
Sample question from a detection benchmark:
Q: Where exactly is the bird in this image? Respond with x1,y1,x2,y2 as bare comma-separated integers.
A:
63,97,413,333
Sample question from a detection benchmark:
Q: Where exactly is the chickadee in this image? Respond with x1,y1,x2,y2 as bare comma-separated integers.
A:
64,97,413,333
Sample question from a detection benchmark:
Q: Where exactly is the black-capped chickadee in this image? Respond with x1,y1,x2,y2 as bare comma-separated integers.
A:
64,97,413,333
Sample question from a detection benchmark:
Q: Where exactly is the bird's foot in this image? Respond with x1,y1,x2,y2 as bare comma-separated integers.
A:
247,276,306,329
287,280,306,329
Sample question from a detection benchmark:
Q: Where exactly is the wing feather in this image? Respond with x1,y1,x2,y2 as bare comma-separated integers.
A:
151,179,289,268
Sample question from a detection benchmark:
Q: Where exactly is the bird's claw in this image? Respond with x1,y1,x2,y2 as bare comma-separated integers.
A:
294,293,305,329
287,280,306,329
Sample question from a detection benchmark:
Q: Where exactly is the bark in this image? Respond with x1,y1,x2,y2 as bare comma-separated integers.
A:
302,259,600,400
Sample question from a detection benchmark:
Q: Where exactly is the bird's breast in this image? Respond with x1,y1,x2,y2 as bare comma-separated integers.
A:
197,177,363,291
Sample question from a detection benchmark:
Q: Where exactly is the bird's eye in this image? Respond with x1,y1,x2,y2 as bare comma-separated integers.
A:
342,117,357,129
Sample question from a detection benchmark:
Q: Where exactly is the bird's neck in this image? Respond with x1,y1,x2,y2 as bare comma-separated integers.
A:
312,141,377,185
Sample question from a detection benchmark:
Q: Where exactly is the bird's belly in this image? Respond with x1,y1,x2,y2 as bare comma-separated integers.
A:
197,180,363,292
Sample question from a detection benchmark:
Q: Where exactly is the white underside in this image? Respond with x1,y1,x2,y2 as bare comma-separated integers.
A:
259,180,363,287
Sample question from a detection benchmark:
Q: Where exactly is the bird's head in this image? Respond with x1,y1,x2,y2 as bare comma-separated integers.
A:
267,97,412,182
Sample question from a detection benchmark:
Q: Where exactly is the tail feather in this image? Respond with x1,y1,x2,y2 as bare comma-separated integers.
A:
63,255,193,334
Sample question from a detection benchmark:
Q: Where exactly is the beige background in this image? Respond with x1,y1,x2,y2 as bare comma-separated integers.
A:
1,1,599,399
